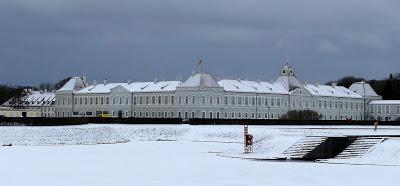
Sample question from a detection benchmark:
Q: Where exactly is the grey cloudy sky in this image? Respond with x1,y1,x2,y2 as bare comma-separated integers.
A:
0,0,399,85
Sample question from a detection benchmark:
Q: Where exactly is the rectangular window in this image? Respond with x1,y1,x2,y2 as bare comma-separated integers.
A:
106,97,109,105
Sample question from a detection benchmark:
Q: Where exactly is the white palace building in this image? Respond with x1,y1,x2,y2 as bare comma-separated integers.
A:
53,64,400,121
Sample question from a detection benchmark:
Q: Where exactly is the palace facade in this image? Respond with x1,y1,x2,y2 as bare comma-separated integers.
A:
52,64,400,121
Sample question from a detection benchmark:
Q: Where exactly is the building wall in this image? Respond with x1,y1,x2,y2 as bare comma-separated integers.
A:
54,87,368,120
369,104,400,121
0,108,41,117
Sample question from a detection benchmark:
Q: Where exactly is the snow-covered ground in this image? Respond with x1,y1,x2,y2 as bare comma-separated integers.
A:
0,124,399,186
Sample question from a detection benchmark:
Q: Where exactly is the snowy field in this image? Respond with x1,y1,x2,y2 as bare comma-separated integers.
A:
0,124,400,186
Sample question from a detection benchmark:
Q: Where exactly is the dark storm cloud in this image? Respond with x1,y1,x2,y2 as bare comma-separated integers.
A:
0,0,399,85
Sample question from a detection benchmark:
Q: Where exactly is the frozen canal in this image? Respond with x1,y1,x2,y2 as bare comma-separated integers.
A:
0,124,399,186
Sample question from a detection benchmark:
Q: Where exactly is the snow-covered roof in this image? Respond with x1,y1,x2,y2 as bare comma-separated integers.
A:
180,73,220,88
23,91,55,106
349,82,380,97
369,100,400,105
76,81,182,94
304,84,362,98
218,79,287,94
58,77,87,92
275,75,303,91
78,83,124,94
123,81,182,92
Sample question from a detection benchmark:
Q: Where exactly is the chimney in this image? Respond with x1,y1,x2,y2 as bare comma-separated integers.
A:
82,76,87,85
127,79,132,84
93,80,97,86
104,79,108,84
332,82,337,87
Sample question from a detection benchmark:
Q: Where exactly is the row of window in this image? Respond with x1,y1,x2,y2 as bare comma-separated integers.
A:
56,110,362,121
292,99,363,110
370,105,400,114
57,95,363,112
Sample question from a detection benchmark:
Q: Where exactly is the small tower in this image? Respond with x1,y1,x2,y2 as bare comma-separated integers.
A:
281,63,295,76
